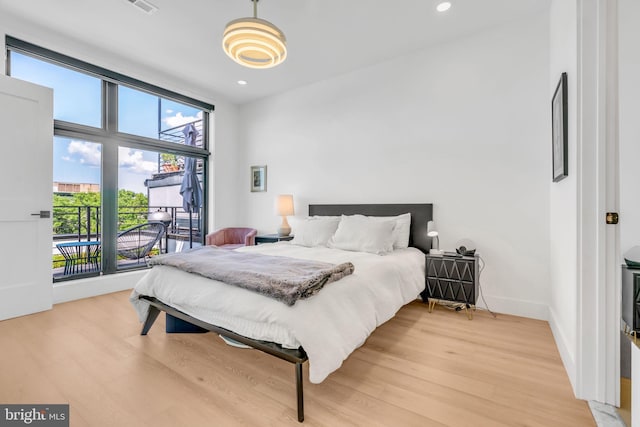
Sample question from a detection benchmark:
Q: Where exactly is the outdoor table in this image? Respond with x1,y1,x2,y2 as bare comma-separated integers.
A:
56,241,101,275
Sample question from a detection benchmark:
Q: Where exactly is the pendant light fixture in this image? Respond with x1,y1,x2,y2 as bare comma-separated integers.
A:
222,0,287,69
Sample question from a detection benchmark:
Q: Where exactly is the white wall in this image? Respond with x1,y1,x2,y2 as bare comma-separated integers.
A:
210,104,243,230
547,0,579,393
237,14,551,320
619,0,640,256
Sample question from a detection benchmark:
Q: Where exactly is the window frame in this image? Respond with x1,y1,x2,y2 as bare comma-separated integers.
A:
6,35,212,277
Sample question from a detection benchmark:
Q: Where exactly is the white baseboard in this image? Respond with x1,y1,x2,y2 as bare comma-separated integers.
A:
476,294,549,321
549,306,578,394
53,270,147,304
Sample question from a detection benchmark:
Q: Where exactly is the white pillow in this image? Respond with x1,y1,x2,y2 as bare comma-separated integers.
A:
291,217,341,247
368,213,411,249
328,215,395,254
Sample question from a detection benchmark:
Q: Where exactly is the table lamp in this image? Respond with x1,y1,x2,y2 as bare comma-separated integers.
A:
427,221,443,255
276,194,294,236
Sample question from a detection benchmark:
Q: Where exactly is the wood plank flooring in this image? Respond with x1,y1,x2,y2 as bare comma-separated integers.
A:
0,291,595,426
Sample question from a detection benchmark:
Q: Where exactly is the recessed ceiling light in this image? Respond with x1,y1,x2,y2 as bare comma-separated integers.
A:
237,80,248,85
436,2,452,12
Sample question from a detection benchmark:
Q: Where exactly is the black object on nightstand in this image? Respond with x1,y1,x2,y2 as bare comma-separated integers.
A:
255,234,294,244
622,265,640,335
421,253,479,319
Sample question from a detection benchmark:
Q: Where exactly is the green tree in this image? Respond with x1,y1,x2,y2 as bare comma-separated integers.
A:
117,189,150,230
53,192,100,236
53,190,150,237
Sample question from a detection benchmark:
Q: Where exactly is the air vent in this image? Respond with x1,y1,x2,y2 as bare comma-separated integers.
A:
127,0,158,14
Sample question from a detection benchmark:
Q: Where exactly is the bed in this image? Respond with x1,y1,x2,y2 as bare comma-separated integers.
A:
130,203,433,422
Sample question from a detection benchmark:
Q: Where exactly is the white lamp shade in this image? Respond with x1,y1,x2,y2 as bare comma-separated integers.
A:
276,194,294,216
427,220,438,237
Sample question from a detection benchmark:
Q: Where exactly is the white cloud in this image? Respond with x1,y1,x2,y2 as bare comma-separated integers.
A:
62,156,73,162
118,148,157,175
67,141,101,166
163,111,203,128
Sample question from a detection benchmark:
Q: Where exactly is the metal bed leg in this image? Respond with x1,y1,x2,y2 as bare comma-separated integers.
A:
140,305,161,335
296,362,304,422
139,297,310,421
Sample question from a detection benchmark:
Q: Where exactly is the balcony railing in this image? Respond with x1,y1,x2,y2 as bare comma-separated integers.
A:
158,119,203,147
52,204,202,278
157,119,204,173
53,205,101,242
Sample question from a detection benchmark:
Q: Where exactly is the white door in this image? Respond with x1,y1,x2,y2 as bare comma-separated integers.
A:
0,74,53,321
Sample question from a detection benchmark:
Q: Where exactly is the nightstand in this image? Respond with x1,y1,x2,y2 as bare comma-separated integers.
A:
622,265,640,335
255,234,294,244
420,253,479,319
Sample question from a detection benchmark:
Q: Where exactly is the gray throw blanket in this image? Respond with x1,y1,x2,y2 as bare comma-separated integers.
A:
147,246,355,306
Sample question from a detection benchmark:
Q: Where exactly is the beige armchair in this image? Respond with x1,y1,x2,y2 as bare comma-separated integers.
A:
205,227,257,249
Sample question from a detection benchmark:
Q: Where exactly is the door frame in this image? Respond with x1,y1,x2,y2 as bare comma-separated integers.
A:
575,0,620,405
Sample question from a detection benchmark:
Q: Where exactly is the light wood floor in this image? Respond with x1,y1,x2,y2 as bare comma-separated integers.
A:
0,291,595,426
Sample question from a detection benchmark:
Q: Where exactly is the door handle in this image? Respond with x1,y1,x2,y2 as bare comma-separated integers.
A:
31,210,50,219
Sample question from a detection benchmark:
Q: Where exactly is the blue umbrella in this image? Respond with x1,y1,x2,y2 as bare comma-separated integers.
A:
179,123,202,248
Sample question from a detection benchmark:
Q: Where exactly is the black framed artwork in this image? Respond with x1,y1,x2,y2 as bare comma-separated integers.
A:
552,72,568,182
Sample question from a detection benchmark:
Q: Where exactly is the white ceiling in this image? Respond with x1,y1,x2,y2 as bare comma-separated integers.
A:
0,0,549,105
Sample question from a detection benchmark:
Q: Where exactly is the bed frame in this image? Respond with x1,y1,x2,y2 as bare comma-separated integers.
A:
137,203,433,422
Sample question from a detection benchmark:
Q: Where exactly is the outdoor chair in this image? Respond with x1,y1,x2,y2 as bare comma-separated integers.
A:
117,222,166,263
205,227,257,249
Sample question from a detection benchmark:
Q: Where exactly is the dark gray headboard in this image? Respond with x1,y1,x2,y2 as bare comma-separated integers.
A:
308,203,433,253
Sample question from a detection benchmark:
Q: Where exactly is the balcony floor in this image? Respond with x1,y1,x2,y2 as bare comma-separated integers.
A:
52,259,151,281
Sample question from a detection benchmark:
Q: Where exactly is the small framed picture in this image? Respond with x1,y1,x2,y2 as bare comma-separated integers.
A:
552,72,568,182
250,165,267,192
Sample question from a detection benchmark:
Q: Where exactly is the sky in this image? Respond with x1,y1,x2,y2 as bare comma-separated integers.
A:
11,52,202,194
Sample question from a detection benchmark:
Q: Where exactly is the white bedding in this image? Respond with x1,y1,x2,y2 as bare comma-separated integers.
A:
130,242,425,384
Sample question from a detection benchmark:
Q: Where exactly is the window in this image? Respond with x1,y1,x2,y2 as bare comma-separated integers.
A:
52,137,102,276
10,51,102,127
6,36,213,281
117,147,204,270
118,85,204,145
